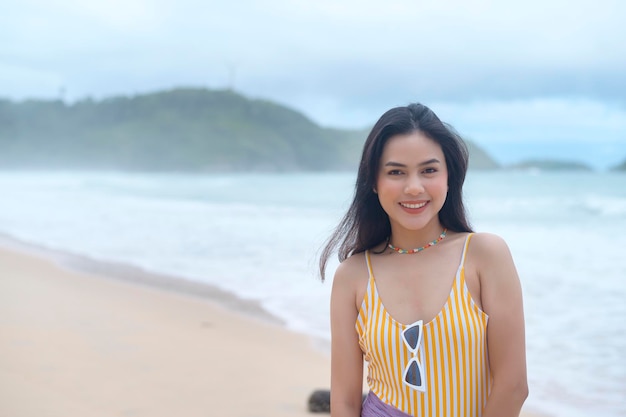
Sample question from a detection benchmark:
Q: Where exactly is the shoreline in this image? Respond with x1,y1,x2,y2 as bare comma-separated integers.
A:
0,232,283,325
0,234,549,417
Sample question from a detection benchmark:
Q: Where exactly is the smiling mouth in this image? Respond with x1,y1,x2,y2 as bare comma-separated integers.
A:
400,202,427,209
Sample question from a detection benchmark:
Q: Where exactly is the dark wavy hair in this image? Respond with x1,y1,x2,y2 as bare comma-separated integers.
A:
319,103,473,281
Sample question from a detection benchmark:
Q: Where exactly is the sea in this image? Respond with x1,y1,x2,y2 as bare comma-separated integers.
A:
0,170,624,417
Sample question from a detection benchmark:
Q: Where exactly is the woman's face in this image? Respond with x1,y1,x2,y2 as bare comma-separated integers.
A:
375,131,448,234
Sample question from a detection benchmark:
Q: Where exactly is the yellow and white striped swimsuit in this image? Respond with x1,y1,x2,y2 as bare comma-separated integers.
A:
356,234,492,417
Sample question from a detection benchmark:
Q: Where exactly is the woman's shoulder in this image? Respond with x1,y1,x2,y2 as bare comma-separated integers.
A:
467,232,518,285
335,251,368,277
332,251,369,289
468,232,512,258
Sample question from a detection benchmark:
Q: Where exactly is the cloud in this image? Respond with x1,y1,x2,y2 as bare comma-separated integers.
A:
0,0,625,140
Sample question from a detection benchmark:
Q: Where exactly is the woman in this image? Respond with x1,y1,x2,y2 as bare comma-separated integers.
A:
319,103,528,417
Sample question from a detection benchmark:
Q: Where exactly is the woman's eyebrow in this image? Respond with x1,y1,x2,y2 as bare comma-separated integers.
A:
383,158,441,167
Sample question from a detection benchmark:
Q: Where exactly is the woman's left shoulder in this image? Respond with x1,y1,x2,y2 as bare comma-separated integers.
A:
466,232,518,277
468,232,512,258
466,232,520,292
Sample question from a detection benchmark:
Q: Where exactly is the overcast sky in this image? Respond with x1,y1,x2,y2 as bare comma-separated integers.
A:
2,0,625,168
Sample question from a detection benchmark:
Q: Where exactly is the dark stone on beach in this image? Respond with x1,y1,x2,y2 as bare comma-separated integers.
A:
308,390,331,413
307,389,367,413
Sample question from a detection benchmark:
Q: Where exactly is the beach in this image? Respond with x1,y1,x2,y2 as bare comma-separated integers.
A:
0,241,331,417
1,170,623,417
0,238,551,417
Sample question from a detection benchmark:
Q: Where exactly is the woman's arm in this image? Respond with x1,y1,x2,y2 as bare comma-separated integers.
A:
475,233,529,417
330,259,365,417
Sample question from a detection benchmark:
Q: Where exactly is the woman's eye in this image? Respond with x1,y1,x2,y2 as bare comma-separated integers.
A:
423,167,437,174
388,170,403,175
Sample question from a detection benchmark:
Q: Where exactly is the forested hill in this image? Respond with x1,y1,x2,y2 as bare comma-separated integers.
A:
0,88,498,171
612,159,626,171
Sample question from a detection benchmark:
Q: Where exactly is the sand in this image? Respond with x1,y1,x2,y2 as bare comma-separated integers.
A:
0,239,546,417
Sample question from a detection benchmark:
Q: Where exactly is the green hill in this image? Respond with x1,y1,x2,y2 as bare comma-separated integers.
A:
466,140,500,170
0,88,497,171
611,158,626,171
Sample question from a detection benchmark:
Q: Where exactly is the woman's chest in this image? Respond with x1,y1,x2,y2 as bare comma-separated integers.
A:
374,267,457,325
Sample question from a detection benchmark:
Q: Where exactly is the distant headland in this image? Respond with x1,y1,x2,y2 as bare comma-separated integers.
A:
0,88,623,172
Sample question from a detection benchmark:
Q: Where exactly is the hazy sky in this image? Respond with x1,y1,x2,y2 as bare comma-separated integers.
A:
2,0,625,168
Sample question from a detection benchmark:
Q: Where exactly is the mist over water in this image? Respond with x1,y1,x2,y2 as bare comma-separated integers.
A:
479,141,624,171
0,170,624,417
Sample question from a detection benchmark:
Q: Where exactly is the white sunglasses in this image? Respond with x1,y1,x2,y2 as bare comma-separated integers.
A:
402,320,425,392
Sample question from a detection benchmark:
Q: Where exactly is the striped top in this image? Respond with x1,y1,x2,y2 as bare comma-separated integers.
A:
356,234,492,416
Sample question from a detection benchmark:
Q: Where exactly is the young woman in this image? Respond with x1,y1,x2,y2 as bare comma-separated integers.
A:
319,103,528,417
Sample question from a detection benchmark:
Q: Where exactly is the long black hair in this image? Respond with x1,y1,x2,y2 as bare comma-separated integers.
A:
319,103,473,281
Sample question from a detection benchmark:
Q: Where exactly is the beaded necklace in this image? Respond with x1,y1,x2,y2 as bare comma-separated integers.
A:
388,229,448,254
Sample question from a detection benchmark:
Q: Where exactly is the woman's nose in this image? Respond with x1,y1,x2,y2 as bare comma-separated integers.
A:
404,176,424,195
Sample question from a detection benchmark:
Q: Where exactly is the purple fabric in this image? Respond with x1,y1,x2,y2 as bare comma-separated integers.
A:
361,391,412,417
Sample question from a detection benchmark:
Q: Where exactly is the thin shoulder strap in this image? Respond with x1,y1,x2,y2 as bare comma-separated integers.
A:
365,250,375,279
460,233,474,268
